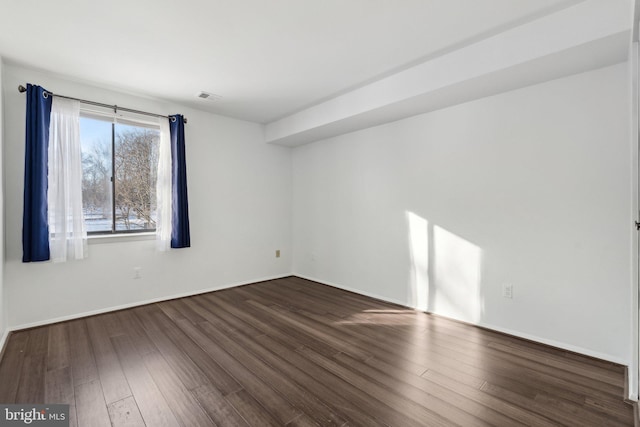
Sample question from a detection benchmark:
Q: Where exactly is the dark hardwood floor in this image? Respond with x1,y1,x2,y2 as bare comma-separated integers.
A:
0,276,633,426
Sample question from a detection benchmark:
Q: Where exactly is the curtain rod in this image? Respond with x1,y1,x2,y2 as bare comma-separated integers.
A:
17,85,187,124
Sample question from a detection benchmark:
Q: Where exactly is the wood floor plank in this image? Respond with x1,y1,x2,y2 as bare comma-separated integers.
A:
286,413,322,427
244,298,373,362
15,327,48,403
75,379,112,427
364,356,554,427
254,333,423,427
349,315,588,398
158,298,206,324
100,312,127,337
190,289,381,426
487,341,622,386
367,352,557,427
225,389,282,427
107,396,146,427
333,351,526,427
68,319,99,387
132,304,223,392
297,346,455,427
191,293,289,345
0,277,633,426
172,317,301,425
277,302,430,376
249,281,349,319
189,294,273,338
192,385,249,427
422,314,625,386
115,310,157,356
333,313,534,390
86,315,132,404
479,344,623,398
480,381,627,427
197,320,348,427
141,350,215,426
45,367,73,403
204,292,344,359
584,395,635,423
200,312,393,427
419,344,628,418
0,331,29,403
47,323,70,371
148,302,242,395
110,334,180,427
45,367,77,427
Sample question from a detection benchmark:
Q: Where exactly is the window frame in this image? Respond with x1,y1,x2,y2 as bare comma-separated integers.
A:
80,108,160,236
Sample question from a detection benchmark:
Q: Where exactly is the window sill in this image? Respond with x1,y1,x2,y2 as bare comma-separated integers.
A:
88,232,155,244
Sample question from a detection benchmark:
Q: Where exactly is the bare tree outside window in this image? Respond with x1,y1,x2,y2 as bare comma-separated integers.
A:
82,142,110,218
115,128,159,230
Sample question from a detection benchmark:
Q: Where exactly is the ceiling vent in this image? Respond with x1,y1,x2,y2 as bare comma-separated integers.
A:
196,91,222,102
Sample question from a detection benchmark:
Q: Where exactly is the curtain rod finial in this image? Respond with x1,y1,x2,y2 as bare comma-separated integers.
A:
18,85,27,93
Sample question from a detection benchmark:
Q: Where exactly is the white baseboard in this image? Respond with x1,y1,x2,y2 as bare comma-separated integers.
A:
293,273,628,366
9,274,292,332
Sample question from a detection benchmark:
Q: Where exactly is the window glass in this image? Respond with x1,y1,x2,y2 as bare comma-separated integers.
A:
80,116,113,233
79,114,159,234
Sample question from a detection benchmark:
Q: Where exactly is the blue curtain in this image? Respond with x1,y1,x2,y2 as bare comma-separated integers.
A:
22,84,52,262
169,115,191,248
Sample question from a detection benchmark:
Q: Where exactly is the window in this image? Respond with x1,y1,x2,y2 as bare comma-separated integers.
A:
80,112,160,234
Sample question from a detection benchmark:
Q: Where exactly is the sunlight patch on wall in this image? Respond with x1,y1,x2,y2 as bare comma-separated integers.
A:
433,225,482,323
406,211,429,312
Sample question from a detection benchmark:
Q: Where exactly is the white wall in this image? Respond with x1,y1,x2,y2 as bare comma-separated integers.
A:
0,58,6,347
2,63,292,328
292,63,631,364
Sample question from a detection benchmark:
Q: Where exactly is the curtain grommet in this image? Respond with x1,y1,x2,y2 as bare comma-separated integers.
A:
170,116,177,123
43,92,48,99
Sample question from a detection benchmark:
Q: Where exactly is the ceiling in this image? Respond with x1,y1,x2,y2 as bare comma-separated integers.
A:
0,0,585,123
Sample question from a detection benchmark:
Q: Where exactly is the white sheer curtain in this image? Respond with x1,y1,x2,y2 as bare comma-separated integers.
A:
48,97,87,262
156,117,172,251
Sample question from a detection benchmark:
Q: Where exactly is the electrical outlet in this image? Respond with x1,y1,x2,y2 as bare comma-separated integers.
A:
133,267,142,279
276,249,281,258
502,283,513,299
